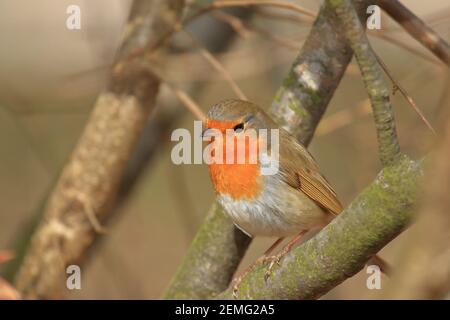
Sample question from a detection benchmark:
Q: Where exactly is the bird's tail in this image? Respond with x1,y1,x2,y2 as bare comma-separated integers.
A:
367,254,391,276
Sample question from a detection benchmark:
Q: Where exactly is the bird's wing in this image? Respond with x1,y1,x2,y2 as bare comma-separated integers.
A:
279,130,343,215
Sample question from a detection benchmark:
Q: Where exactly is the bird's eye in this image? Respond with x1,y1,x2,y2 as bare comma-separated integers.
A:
233,123,244,132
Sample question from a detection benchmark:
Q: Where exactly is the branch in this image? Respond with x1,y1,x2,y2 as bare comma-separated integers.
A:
218,155,423,299
270,0,366,145
377,0,450,66
329,0,401,166
163,0,373,299
13,0,185,299
183,30,248,100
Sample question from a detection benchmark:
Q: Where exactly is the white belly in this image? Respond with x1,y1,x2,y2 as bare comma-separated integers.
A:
217,174,329,237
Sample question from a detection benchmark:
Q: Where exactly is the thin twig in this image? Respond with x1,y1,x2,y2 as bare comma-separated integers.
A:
151,39,294,82
374,51,437,136
184,30,248,101
378,0,450,66
65,189,108,234
163,82,206,121
212,0,316,19
250,25,301,51
143,0,315,61
254,7,314,25
251,3,444,67
211,11,251,39
371,32,442,67
211,10,301,51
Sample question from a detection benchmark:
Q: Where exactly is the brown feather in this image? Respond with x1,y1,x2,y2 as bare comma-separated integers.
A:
279,129,343,215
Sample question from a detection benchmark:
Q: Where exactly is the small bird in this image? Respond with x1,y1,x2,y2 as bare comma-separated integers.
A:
203,99,388,295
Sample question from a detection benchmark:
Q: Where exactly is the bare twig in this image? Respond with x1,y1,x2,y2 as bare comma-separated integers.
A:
211,11,251,39
370,32,442,67
184,30,248,101
212,0,316,19
373,52,437,136
254,7,314,25
211,10,302,51
164,82,206,121
144,0,315,60
250,25,301,51
252,4,444,67
377,0,450,66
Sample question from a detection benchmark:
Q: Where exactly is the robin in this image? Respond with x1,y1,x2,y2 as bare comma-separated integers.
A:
202,99,389,296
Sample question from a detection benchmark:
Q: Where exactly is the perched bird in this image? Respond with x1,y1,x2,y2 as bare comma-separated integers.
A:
203,99,388,295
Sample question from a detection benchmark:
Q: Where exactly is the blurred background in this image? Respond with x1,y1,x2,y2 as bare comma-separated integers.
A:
0,0,448,299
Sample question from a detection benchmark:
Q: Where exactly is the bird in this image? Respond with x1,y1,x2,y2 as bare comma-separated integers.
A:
202,99,389,296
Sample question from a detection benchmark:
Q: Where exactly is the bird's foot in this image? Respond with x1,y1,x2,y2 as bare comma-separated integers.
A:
264,231,307,281
232,275,243,298
232,255,269,298
263,251,286,282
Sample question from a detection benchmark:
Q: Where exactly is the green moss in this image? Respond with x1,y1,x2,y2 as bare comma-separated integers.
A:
287,99,304,116
304,86,322,107
282,70,298,89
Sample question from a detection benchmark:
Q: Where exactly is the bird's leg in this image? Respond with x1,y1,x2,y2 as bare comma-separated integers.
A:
264,230,307,281
232,237,284,298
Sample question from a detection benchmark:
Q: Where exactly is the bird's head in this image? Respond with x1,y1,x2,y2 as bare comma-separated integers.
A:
203,99,277,136
203,99,277,200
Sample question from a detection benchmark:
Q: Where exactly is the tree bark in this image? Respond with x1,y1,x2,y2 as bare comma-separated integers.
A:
14,0,185,299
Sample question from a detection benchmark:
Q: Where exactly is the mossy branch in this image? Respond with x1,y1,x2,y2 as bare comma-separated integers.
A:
218,155,423,299
163,0,372,300
271,0,356,145
328,0,401,166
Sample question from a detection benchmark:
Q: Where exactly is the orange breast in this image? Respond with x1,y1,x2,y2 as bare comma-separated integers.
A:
209,162,261,200
207,134,262,200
